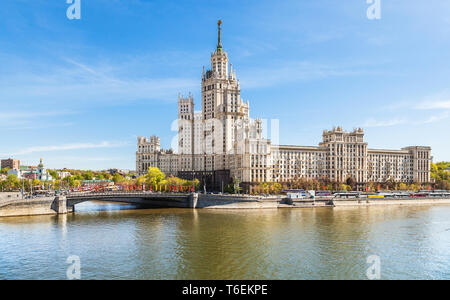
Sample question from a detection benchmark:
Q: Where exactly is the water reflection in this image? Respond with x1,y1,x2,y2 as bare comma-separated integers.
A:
0,203,449,279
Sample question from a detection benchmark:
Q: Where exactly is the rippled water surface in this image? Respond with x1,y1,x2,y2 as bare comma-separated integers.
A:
0,203,449,279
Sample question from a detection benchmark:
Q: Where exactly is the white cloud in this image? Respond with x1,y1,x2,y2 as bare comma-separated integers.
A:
239,60,381,89
0,111,74,121
361,111,449,128
4,141,128,156
0,111,77,130
0,57,198,106
416,100,450,110
361,118,406,128
423,112,450,124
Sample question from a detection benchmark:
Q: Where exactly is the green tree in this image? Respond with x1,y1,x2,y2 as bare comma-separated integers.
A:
48,170,59,180
73,174,84,181
233,177,242,194
398,183,408,191
32,179,42,189
4,174,20,191
339,184,351,191
113,173,125,184
0,168,11,175
136,176,145,186
83,171,94,180
431,161,450,190
145,167,166,187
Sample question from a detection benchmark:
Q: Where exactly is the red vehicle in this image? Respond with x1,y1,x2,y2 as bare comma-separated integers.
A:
410,192,429,198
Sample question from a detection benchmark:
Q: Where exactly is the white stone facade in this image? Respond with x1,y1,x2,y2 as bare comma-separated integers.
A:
269,128,431,184
136,21,432,186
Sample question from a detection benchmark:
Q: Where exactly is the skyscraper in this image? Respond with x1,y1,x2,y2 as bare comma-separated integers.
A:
136,21,432,192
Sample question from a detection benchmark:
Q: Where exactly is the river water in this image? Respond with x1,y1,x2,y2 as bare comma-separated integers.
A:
0,202,449,280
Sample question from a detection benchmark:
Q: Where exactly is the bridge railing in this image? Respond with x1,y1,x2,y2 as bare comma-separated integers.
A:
66,191,191,198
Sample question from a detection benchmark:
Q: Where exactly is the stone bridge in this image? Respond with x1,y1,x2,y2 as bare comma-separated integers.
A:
0,191,284,216
65,191,198,211
0,192,198,217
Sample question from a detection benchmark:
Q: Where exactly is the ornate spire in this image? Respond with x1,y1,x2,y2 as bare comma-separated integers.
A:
217,20,222,52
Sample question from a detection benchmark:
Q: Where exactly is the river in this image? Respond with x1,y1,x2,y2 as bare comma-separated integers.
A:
0,202,449,279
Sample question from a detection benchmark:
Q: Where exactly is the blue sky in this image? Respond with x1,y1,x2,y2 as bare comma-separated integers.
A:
1,0,449,170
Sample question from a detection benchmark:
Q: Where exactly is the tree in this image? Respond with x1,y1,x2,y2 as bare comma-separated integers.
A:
53,180,61,190
136,176,145,186
398,183,408,191
145,167,165,187
73,174,84,181
271,182,282,194
339,184,351,191
48,170,59,180
83,171,94,180
224,183,234,194
232,177,242,194
32,179,42,189
346,177,356,190
4,174,20,191
113,173,125,184
66,176,76,187
192,178,200,190
0,168,11,175
431,161,450,190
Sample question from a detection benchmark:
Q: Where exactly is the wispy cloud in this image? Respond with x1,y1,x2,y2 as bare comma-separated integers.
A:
239,60,382,89
4,141,128,156
0,111,74,121
416,100,450,110
362,111,449,128
361,118,407,128
0,111,77,130
0,56,198,106
423,112,450,124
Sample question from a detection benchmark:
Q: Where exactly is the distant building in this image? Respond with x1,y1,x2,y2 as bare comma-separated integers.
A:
37,158,52,181
1,158,20,170
23,172,38,180
9,159,53,181
107,169,133,176
57,171,71,179
7,169,23,179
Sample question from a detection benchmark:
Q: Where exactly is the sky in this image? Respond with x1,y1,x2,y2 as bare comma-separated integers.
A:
0,0,449,170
